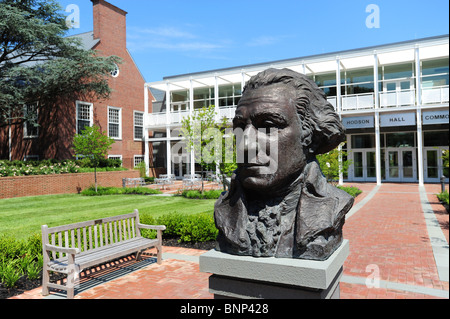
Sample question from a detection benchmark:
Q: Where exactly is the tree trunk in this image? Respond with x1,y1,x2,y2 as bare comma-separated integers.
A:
94,166,98,192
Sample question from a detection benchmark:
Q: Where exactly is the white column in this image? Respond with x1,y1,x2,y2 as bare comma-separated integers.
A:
336,57,342,114
190,78,195,175
144,84,150,176
374,51,382,185
166,127,171,176
241,70,246,92
214,75,220,122
336,57,344,185
165,81,171,125
165,82,172,176
415,46,424,186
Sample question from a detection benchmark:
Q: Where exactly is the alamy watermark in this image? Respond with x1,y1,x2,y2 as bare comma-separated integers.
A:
172,126,279,175
365,264,381,288
365,4,380,29
65,4,80,29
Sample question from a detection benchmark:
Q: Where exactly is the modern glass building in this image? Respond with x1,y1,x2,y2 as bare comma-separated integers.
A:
145,35,449,185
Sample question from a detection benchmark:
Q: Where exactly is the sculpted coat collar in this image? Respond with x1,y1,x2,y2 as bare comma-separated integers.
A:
214,161,354,260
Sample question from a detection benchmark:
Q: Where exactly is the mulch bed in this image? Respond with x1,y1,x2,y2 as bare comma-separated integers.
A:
0,238,216,299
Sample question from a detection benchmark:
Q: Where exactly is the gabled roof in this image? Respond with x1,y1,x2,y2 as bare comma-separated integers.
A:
66,31,99,51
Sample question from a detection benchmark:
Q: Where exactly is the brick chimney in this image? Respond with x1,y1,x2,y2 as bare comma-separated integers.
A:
91,0,128,53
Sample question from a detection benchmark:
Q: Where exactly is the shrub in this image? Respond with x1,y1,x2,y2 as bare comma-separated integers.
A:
140,212,218,243
181,189,223,200
81,186,162,196
0,158,124,178
337,185,362,198
437,190,449,206
0,234,43,288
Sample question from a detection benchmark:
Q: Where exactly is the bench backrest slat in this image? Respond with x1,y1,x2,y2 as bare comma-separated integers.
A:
42,210,141,259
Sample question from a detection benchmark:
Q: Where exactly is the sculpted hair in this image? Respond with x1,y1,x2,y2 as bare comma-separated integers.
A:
242,68,346,155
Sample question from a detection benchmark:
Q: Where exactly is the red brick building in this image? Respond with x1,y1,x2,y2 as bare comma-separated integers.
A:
0,0,151,169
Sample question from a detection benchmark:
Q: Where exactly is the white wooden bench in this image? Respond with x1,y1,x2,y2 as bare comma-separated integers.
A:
122,177,146,187
41,209,165,299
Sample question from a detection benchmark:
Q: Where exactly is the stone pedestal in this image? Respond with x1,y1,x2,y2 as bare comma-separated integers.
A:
199,239,349,299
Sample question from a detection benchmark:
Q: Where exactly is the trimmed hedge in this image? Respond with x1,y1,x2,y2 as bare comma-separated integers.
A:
81,186,162,196
140,212,218,243
181,189,223,199
337,185,362,198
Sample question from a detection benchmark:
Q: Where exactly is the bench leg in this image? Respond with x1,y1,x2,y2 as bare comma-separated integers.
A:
42,268,50,296
136,250,142,261
156,245,163,264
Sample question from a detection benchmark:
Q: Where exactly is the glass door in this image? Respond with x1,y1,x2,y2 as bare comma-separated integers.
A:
386,148,416,181
424,147,449,182
382,80,414,107
352,150,377,181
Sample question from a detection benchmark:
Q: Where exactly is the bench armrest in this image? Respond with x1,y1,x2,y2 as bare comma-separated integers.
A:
137,224,166,231
45,244,80,255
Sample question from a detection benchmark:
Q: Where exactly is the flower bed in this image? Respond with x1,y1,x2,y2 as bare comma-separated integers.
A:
0,159,124,177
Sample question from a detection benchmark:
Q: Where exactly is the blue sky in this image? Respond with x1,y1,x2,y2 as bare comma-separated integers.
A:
59,0,449,83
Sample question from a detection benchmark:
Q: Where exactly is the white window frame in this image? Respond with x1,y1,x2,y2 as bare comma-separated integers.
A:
134,111,144,141
108,155,123,166
76,101,93,134
108,106,122,140
134,155,145,168
23,102,39,139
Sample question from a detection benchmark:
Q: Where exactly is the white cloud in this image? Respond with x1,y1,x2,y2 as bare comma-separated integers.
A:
129,26,196,39
127,25,229,54
246,35,293,47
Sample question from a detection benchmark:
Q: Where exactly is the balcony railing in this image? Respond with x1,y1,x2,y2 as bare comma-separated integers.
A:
422,85,449,105
380,89,415,108
342,93,375,111
218,106,236,121
146,86,449,127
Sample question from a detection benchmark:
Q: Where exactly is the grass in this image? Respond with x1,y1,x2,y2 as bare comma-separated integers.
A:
0,194,216,240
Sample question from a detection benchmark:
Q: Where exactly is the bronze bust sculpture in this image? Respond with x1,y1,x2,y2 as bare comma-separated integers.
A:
214,68,354,261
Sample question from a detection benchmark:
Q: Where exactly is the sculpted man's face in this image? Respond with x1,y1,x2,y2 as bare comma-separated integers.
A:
233,83,307,195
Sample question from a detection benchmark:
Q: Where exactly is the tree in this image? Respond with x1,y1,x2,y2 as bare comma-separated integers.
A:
72,125,114,192
0,0,121,129
316,143,351,185
180,105,237,193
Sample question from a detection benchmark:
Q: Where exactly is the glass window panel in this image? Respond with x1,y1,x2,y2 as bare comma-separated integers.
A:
351,135,375,149
424,131,449,147
134,112,144,139
388,151,399,178
367,152,376,178
386,133,415,148
346,68,374,84
421,75,449,88
315,73,337,87
383,63,413,80
346,83,374,94
427,150,438,178
354,152,363,177
171,90,188,102
402,150,413,178
108,108,120,138
422,58,449,76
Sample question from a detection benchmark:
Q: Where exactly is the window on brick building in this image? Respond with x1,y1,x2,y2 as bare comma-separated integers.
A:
76,101,93,134
108,106,122,139
134,111,144,140
23,102,39,138
134,155,144,168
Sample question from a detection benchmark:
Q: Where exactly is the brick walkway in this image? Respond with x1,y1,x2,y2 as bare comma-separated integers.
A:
10,183,449,299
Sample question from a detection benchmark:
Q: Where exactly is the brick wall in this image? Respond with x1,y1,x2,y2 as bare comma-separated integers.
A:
0,170,141,199
0,0,152,171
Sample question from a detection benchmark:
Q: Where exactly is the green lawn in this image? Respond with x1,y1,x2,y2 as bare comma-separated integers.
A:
0,194,216,240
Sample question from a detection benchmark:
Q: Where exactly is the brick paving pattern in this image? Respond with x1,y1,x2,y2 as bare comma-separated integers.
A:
10,183,449,299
